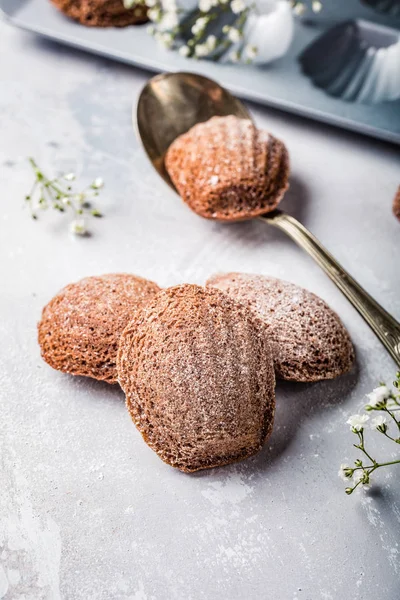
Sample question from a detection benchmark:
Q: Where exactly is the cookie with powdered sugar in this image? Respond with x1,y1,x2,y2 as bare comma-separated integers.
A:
207,273,354,382
165,115,289,221
117,284,276,472
38,274,160,383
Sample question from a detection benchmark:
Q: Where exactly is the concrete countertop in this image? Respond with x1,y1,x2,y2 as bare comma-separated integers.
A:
1,17,399,600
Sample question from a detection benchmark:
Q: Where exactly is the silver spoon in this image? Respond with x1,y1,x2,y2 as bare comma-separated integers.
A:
135,71,400,368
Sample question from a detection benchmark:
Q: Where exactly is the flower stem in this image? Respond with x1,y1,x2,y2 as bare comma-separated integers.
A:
383,407,400,432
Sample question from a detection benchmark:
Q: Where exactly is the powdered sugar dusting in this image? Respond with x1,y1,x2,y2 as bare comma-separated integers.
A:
165,115,289,220
201,472,254,506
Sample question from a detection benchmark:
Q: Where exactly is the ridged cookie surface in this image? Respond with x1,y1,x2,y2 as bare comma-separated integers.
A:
50,0,148,27
38,274,160,383
165,116,289,221
207,273,354,382
117,284,276,472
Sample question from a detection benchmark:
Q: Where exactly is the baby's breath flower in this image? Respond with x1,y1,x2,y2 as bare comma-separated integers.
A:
293,1,306,16
341,374,400,495
245,44,258,59
338,464,353,481
231,0,245,13
352,471,365,485
206,34,217,50
148,7,161,21
199,0,215,11
346,414,369,431
25,158,104,236
69,218,87,236
371,415,387,431
366,385,390,409
195,43,209,57
179,45,190,57
74,192,86,204
144,0,322,63
312,0,322,12
159,32,174,47
161,0,177,10
159,11,179,30
192,16,208,35
227,27,241,42
91,177,104,189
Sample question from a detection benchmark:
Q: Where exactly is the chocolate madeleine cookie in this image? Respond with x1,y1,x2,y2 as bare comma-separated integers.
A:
38,274,160,383
165,115,289,221
393,186,400,222
50,0,148,27
207,273,354,382
117,284,276,472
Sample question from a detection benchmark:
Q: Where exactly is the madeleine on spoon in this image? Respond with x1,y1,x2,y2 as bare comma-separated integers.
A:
165,115,290,221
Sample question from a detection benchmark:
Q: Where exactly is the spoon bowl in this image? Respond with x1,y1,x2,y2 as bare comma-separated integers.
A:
135,71,400,368
136,72,251,188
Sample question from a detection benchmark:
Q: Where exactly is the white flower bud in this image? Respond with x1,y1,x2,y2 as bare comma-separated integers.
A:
179,45,190,57
92,177,104,189
228,27,241,42
231,0,245,14
70,218,87,236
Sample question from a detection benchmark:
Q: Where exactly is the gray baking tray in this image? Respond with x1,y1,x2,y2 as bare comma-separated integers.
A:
2,0,400,145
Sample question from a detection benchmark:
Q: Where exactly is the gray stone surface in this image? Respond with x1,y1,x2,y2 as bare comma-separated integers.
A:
1,19,400,600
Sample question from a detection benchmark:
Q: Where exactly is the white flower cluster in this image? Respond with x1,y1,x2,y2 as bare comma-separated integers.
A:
25,158,104,237
125,0,321,63
131,0,258,62
346,413,388,431
365,384,391,409
339,375,400,495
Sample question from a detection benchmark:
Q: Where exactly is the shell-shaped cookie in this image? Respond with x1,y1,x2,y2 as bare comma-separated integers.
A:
393,185,400,222
207,273,355,382
117,284,276,472
165,116,290,221
50,0,148,27
38,274,160,383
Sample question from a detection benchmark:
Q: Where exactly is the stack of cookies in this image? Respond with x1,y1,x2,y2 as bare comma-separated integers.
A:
38,272,354,472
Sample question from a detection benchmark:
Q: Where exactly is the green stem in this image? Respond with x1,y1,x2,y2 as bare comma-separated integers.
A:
28,157,40,175
382,431,399,443
348,459,400,493
383,408,400,432
353,459,400,471
359,446,377,465
357,430,377,465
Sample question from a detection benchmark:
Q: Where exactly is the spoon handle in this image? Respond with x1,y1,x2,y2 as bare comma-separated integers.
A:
260,211,400,368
